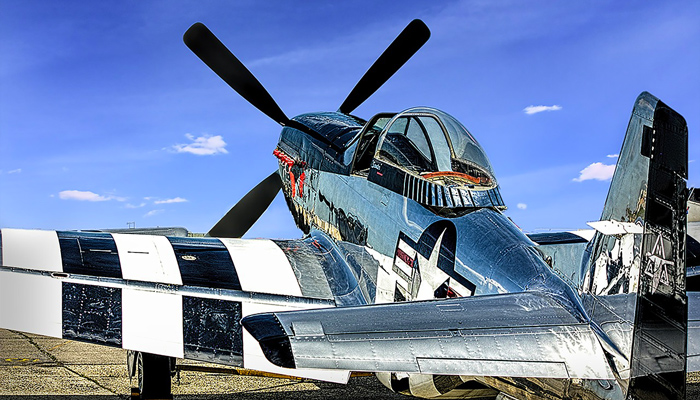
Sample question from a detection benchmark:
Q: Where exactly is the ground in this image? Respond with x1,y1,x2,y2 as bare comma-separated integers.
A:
0,329,403,399
1,329,699,399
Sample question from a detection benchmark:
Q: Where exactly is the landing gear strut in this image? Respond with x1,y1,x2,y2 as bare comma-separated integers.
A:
127,351,175,400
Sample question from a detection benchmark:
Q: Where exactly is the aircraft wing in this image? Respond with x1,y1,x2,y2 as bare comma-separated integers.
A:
242,291,616,380
0,228,353,383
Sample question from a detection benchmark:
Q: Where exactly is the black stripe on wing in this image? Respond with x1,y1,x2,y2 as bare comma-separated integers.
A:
58,231,122,279
167,237,242,291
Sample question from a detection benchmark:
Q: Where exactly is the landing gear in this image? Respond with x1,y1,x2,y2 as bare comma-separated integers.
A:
127,351,175,400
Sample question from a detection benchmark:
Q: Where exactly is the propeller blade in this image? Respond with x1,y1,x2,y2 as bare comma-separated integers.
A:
338,19,430,115
208,171,283,238
184,22,289,126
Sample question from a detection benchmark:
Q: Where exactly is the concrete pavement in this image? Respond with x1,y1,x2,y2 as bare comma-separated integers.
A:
0,329,403,399
2,329,700,399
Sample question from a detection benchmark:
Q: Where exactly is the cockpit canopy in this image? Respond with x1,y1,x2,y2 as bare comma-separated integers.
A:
278,107,505,211
372,107,497,189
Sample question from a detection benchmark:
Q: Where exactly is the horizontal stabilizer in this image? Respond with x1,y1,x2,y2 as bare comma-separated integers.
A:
527,230,593,245
243,291,615,379
587,220,644,236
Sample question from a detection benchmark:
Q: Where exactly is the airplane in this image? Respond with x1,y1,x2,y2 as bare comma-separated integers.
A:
0,18,698,400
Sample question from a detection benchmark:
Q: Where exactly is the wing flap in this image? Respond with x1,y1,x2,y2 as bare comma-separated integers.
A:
243,292,615,379
416,358,569,378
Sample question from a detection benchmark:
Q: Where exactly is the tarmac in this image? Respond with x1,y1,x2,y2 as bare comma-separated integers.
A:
2,328,700,399
0,329,403,399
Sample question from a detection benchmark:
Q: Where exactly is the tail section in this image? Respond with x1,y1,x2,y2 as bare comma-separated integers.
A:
583,92,688,399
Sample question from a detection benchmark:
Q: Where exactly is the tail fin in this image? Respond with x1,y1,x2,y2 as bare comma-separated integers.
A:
583,92,688,399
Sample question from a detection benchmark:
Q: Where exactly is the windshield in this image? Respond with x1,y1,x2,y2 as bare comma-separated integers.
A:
375,107,496,188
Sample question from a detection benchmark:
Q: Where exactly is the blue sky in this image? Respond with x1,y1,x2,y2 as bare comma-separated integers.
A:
1,1,698,238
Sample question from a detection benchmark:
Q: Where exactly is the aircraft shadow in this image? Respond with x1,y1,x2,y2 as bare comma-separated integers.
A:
1,378,698,399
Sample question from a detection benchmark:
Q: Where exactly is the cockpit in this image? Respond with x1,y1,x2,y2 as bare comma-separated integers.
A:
352,107,504,211
353,107,504,208
278,107,505,212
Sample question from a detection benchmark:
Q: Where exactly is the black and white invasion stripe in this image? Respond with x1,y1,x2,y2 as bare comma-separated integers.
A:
0,228,348,383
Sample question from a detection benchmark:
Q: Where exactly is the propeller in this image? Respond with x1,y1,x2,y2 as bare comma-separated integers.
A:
207,171,283,238
338,19,430,115
184,20,430,236
184,22,290,126
184,24,288,237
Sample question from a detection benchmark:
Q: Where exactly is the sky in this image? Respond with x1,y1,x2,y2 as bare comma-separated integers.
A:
1,0,699,239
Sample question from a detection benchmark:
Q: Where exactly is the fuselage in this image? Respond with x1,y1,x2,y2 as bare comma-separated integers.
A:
269,109,638,399
273,109,584,310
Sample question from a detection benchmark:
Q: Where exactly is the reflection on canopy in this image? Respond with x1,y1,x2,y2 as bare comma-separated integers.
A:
374,107,496,190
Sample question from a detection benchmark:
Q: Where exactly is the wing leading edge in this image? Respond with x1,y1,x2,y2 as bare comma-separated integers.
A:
242,291,616,380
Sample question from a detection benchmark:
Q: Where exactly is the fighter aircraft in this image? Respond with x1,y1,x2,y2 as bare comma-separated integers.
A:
0,19,697,400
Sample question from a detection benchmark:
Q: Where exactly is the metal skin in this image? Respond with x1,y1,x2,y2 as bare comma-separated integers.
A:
250,91,690,399
276,110,561,300
0,20,694,400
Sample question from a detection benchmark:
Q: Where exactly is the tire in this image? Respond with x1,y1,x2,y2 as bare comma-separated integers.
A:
136,352,172,399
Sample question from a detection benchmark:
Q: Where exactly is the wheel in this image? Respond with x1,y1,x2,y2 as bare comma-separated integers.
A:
136,352,172,399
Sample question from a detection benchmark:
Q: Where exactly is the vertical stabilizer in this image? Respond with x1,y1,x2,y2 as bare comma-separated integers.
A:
583,92,688,399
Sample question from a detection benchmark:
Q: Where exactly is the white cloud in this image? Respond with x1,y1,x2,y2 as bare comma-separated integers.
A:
154,197,188,204
517,203,527,210
58,190,126,202
607,154,619,158
59,190,111,202
573,162,616,182
523,105,562,115
172,134,228,156
8,168,22,174
144,209,164,217
125,202,146,209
